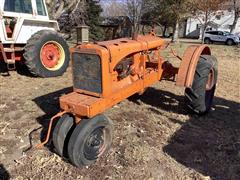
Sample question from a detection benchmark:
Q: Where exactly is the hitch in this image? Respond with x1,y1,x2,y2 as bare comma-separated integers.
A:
36,111,67,149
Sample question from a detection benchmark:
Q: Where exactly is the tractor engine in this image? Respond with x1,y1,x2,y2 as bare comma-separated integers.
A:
69,34,166,99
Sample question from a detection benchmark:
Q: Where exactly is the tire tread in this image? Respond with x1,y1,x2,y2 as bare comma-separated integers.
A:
185,55,218,115
23,30,70,77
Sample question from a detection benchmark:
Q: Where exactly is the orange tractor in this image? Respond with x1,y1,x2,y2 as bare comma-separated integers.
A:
38,33,218,167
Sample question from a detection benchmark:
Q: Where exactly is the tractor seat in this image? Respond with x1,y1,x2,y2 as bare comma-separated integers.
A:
5,25,13,38
4,18,16,38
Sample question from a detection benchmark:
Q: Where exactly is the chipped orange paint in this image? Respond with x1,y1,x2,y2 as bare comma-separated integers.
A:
37,35,213,148
176,45,211,87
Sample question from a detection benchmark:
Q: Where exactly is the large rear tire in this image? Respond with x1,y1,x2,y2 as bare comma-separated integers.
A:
185,55,218,115
23,30,70,77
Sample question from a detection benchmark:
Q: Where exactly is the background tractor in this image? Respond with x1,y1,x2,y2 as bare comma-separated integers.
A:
0,0,70,77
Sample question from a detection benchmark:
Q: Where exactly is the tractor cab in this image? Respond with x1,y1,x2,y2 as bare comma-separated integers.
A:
0,0,52,43
1,0,48,18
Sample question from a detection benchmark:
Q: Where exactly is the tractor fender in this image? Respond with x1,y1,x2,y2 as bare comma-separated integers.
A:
176,45,211,88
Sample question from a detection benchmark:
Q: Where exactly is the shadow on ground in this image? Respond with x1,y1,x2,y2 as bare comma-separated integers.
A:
133,87,240,180
15,62,34,77
128,87,188,116
33,86,240,179
0,61,9,76
0,61,33,77
0,164,10,180
130,87,240,179
163,95,240,180
32,87,72,144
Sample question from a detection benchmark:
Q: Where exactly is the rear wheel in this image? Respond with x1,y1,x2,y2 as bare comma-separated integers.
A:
185,55,218,115
204,38,211,44
24,30,70,77
226,39,234,46
68,114,113,167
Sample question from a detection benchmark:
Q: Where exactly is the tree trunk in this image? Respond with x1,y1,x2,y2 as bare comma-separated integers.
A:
163,25,167,37
172,19,179,43
46,0,85,19
142,25,145,35
200,11,209,43
199,26,205,43
231,11,239,33
53,1,65,19
230,17,238,33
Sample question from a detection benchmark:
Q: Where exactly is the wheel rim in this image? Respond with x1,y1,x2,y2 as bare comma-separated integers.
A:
205,68,216,110
205,39,210,44
206,69,215,90
83,127,108,160
227,40,233,45
40,41,65,71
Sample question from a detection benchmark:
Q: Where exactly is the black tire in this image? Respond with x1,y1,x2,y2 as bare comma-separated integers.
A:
204,38,211,44
68,114,113,167
226,39,234,46
23,30,70,77
52,114,75,157
185,55,218,115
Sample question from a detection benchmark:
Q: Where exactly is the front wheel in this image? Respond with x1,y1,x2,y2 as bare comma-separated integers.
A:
204,38,211,44
24,30,70,77
52,114,75,157
68,114,113,167
185,55,218,115
226,39,234,46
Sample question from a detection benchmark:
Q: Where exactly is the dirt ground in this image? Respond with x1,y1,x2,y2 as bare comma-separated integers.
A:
0,42,239,180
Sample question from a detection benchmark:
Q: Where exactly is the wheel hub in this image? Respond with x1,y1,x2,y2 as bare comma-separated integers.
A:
84,128,104,160
41,43,61,68
206,69,215,90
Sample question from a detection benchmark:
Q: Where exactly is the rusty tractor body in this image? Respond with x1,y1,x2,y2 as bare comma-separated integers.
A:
60,36,212,118
38,33,218,167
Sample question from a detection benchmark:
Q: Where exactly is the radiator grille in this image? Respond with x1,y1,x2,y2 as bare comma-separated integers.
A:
72,53,102,93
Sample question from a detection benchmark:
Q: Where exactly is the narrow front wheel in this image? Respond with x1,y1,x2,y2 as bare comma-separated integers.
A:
68,114,113,167
52,114,75,157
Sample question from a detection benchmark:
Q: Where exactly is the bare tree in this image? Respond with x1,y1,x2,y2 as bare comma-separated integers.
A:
46,0,86,19
101,1,125,17
102,0,157,35
166,0,191,43
124,0,143,34
191,0,227,41
230,0,240,33
123,0,155,35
